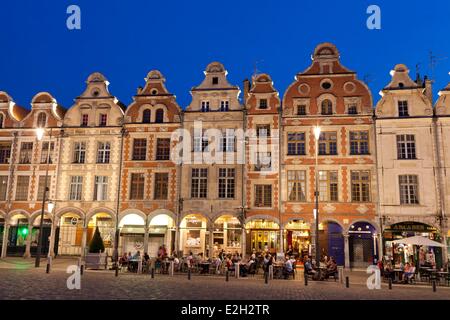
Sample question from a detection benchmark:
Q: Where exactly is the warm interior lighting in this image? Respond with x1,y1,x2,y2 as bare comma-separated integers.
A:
36,128,44,141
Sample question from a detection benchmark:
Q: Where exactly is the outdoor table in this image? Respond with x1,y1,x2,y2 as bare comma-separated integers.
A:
393,269,403,282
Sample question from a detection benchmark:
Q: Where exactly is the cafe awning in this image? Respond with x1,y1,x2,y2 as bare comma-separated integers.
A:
390,236,445,247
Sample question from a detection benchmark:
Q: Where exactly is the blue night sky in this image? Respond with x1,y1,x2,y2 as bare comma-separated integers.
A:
1,0,449,110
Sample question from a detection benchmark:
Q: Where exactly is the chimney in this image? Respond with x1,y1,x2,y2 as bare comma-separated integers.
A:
243,79,250,106
424,76,433,104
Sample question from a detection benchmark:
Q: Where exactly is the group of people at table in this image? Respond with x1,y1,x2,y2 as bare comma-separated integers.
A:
303,256,339,280
376,258,449,284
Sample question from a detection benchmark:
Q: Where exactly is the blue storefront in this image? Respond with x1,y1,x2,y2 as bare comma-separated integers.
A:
349,222,378,268
319,221,345,266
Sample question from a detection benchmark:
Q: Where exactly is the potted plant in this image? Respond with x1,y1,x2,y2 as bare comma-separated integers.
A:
85,227,106,269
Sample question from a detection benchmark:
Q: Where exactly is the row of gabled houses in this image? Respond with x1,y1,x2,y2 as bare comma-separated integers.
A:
0,42,449,268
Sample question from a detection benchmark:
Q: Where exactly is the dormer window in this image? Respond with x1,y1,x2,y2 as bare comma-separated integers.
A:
37,112,47,128
259,99,268,109
212,77,219,85
81,114,89,127
220,101,229,111
142,109,151,123
201,101,210,112
99,114,107,127
398,101,409,117
321,99,333,115
297,105,306,115
155,109,164,123
348,105,358,115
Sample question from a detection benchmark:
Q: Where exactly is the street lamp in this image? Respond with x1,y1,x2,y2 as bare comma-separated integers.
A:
313,126,321,269
35,127,53,268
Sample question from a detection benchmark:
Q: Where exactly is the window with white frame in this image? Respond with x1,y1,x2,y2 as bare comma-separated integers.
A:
201,101,210,112
218,168,235,199
15,176,30,201
397,134,416,159
220,101,229,111
40,142,54,164
220,129,235,152
399,175,419,204
318,171,338,202
94,176,108,201
69,176,83,201
97,142,111,164
193,131,208,152
19,142,33,164
398,100,409,117
351,171,371,202
73,142,86,164
0,176,7,201
191,168,208,198
287,132,306,155
288,170,306,202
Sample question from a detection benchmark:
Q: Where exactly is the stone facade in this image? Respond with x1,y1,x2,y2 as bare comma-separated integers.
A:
0,43,448,268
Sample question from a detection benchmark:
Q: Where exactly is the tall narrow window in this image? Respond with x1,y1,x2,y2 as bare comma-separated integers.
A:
19,142,33,164
318,171,338,202
0,114,3,128
220,101,229,111
348,104,358,115
255,185,272,207
288,170,306,202
130,173,145,200
73,142,86,164
351,171,371,202
350,131,369,155
94,176,108,201
193,131,208,152
0,176,7,201
69,176,83,201
259,99,268,109
220,129,235,152
154,172,169,200
399,175,419,204
132,139,147,160
156,138,170,160
287,132,306,155
212,77,219,85
398,101,409,117
37,112,47,128
81,114,89,127
397,135,416,159
15,176,30,201
297,105,306,115
218,168,235,199
142,109,151,123
201,101,210,112
40,142,54,164
0,143,11,164
191,168,207,198
256,124,271,138
321,99,333,115
254,152,271,171
97,142,111,163
318,132,337,155
99,114,107,126
155,109,164,123
37,175,49,201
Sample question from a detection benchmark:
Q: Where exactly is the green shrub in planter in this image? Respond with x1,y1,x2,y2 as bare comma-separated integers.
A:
89,226,105,253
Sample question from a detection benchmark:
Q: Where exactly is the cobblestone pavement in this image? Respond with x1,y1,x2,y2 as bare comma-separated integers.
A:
0,258,449,300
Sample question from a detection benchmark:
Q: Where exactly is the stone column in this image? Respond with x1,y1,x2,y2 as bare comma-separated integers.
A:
279,229,284,255
241,228,246,258
143,225,149,255
1,224,9,258
378,232,384,260
442,231,448,265
23,225,33,258
344,233,350,269
47,220,57,258
174,225,180,254
81,226,88,260
208,225,214,258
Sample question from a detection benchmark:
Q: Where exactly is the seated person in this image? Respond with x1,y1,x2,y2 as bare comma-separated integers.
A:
402,263,415,283
304,258,316,276
143,252,150,263
240,258,255,277
325,257,338,279
384,261,395,280
283,257,295,279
